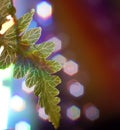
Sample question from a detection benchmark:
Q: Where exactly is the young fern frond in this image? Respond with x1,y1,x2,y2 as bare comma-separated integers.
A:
0,0,62,129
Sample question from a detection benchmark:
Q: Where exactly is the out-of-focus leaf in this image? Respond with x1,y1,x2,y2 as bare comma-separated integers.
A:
0,0,15,29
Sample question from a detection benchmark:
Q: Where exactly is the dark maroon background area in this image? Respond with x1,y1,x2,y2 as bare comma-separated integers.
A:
47,0,120,129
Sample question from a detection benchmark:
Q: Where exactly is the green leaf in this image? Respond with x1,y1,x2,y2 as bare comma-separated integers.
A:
0,0,10,16
33,70,61,129
25,67,41,88
13,58,31,78
0,46,16,69
0,1,62,128
4,25,17,42
0,0,15,28
21,28,41,45
25,47,62,74
25,66,61,128
37,42,55,58
4,9,35,44
26,53,62,74
46,60,62,74
17,9,35,34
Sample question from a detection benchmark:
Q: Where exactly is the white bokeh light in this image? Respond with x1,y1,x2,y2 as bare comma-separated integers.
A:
52,54,67,66
15,121,31,130
0,65,13,80
36,1,52,19
22,80,34,94
10,95,26,112
0,15,14,34
48,37,62,52
63,60,79,76
67,105,81,121
0,66,12,129
84,104,100,121
0,87,11,130
69,81,84,97
38,107,48,120
0,46,4,56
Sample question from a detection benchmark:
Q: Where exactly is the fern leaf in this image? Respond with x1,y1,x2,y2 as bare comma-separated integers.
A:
25,67,40,87
33,70,61,129
25,66,61,128
46,60,62,74
17,9,35,34
26,52,62,74
37,42,55,58
0,1,62,128
4,25,17,42
21,28,41,45
4,9,35,44
0,46,16,69
13,58,31,78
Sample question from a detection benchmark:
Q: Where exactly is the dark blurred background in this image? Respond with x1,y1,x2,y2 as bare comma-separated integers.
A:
0,0,120,130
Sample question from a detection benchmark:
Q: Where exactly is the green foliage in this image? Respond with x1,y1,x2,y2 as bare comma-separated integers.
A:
0,0,62,129
13,58,31,78
26,68,61,128
17,9,35,34
0,46,16,69
0,0,16,29
37,42,55,58
21,28,41,45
